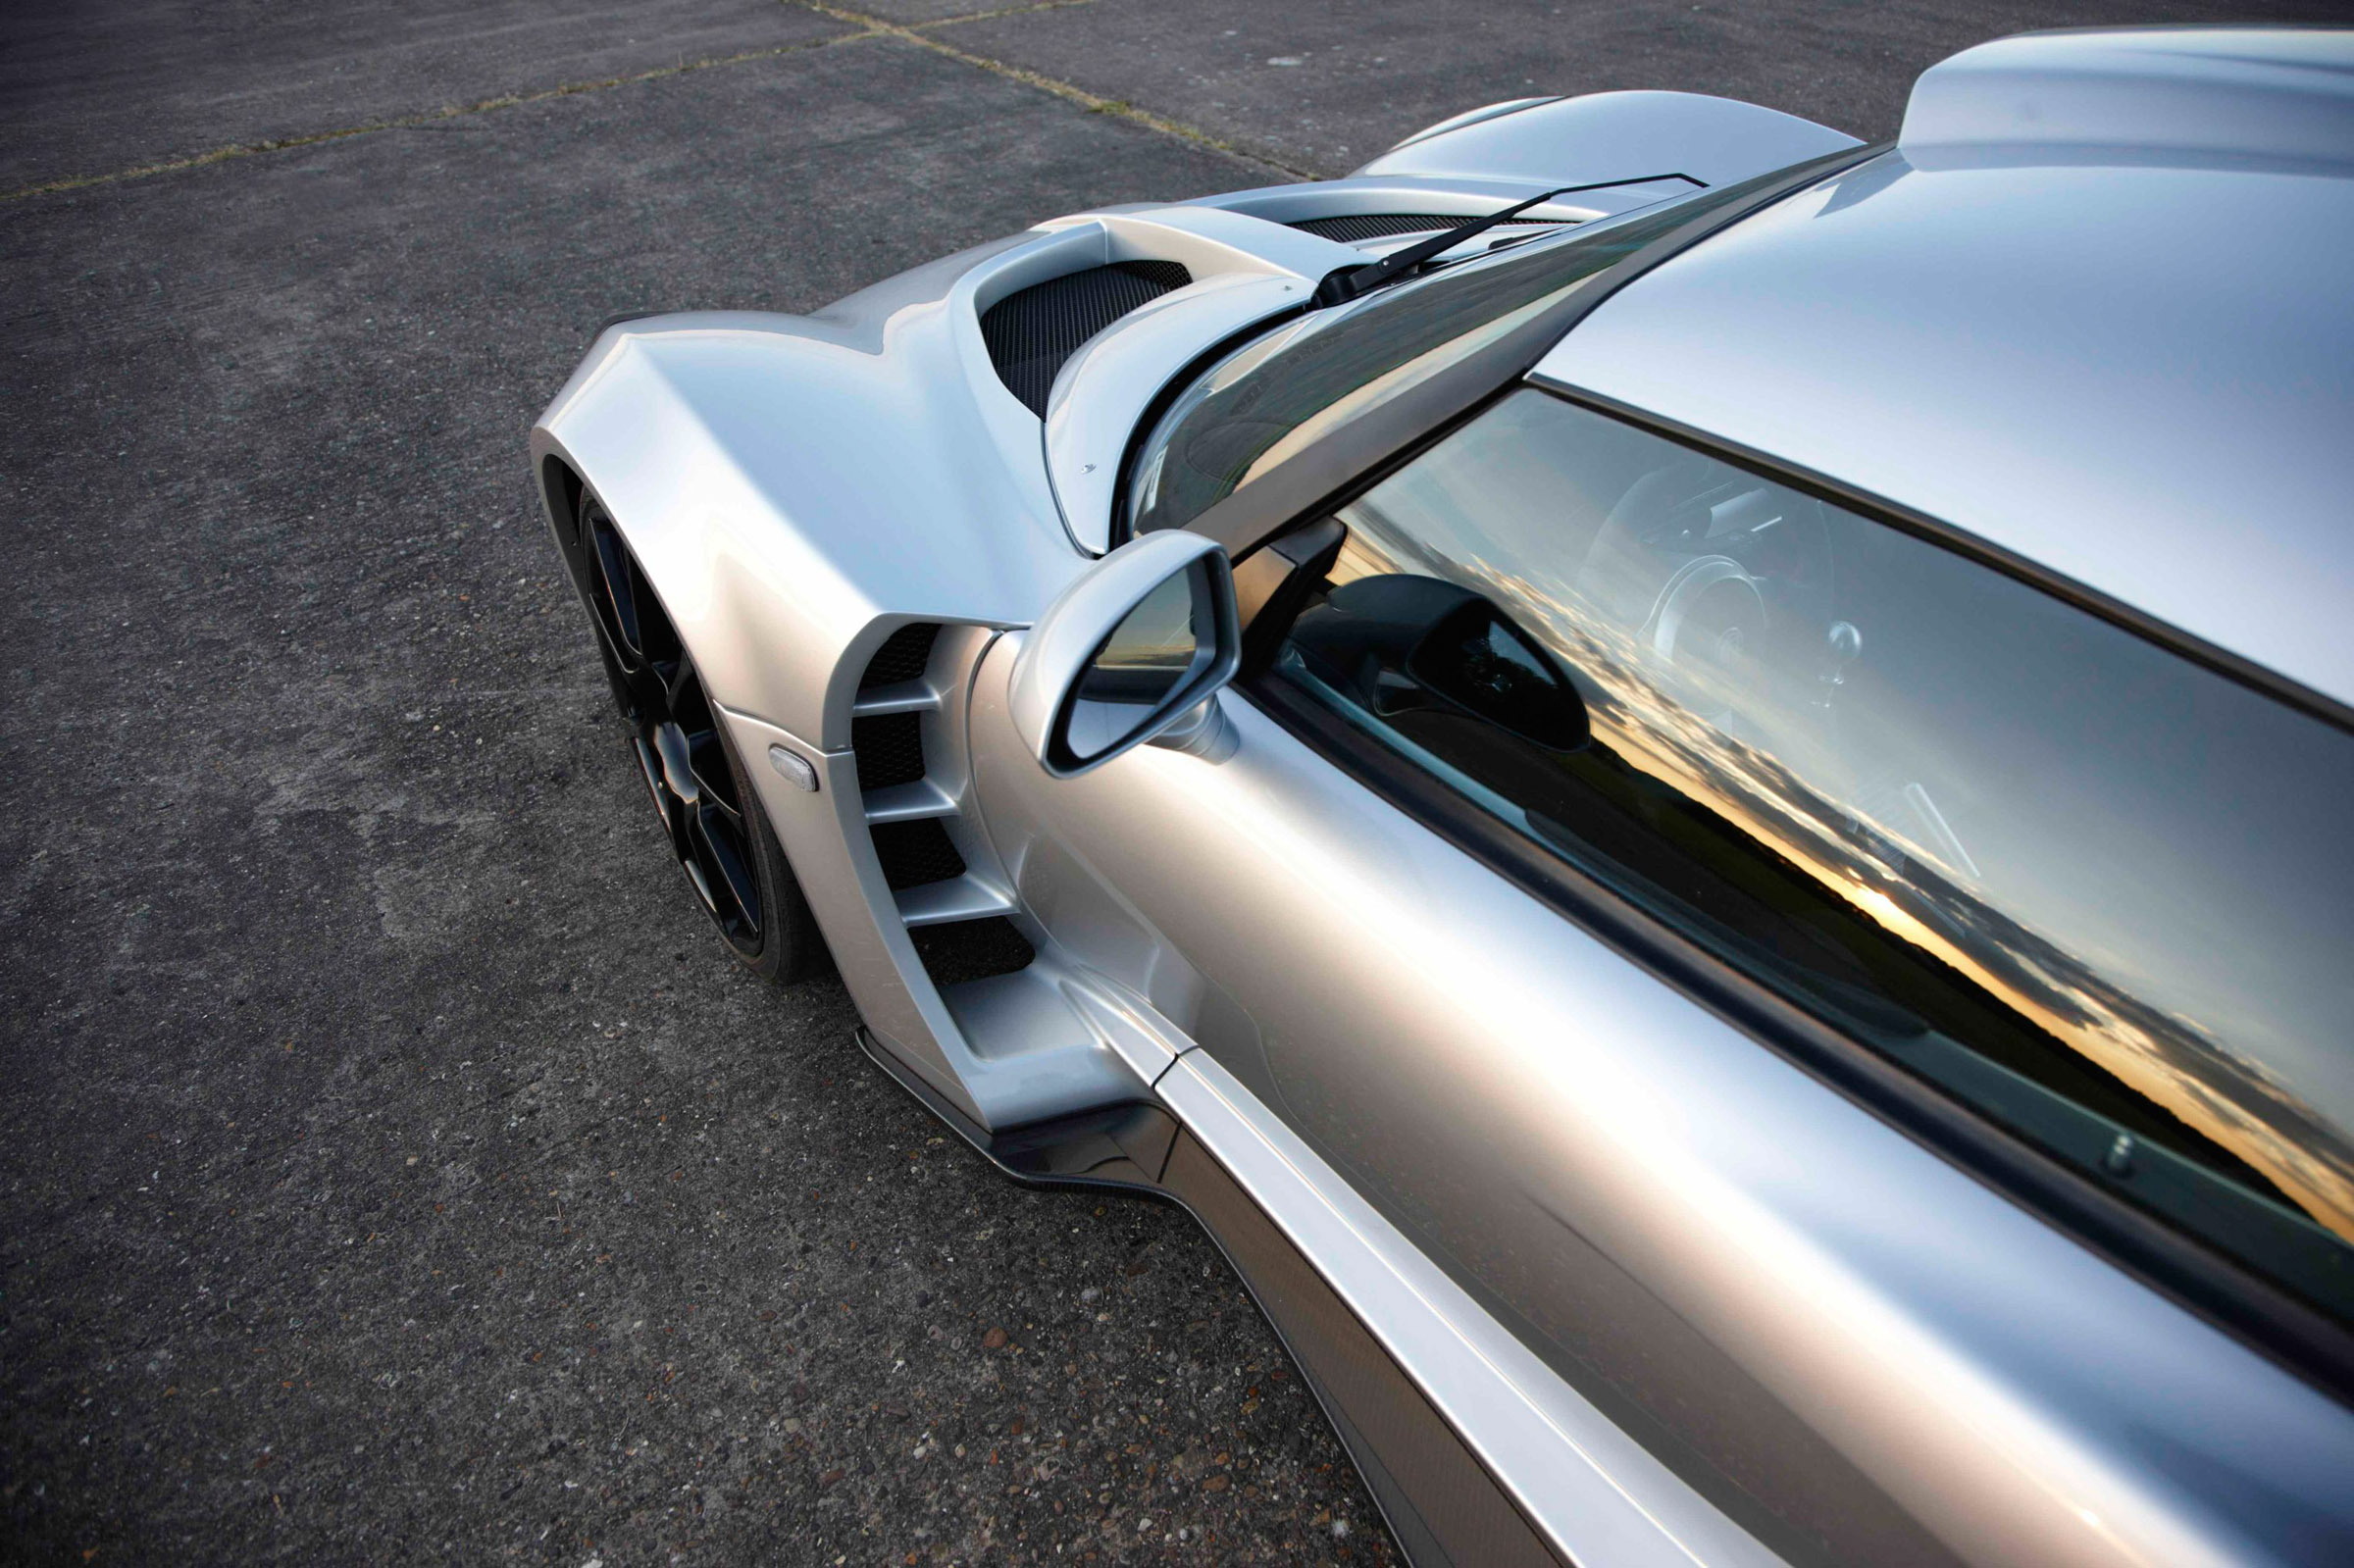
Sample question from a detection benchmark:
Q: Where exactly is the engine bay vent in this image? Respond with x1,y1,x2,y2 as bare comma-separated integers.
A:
1286,212,1571,243
980,260,1193,417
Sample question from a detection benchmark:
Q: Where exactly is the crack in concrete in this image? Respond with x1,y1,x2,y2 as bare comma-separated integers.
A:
913,0,1106,23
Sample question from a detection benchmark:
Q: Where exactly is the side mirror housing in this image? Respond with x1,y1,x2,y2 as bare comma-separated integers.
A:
1009,531,1241,779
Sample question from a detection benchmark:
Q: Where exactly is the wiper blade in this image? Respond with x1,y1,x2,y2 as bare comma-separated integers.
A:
1309,185,1581,309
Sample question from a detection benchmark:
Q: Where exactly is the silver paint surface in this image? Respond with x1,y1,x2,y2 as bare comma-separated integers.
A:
1352,88,1862,184
967,645,2354,1566
532,244,1089,751
1159,1048,1783,1568
1900,26,2354,172
1538,141,2354,709
1044,272,1307,552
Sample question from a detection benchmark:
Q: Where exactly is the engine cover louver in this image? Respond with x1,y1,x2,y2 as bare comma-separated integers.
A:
1287,212,1571,243
980,260,1193,417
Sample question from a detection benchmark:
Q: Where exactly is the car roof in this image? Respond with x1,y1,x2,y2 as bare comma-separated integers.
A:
1534,28,2354,717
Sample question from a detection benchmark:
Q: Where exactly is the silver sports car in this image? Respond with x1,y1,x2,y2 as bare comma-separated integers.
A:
532,26,2354,1566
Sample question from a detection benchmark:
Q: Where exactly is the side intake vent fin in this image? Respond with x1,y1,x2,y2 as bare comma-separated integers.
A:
1287,213,1570,243
981,261,1193,417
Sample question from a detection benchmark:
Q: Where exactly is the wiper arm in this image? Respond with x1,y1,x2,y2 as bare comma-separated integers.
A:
1309,186,1580,309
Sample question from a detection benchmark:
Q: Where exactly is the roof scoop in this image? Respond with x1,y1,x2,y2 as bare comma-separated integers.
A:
1900,26,2354,173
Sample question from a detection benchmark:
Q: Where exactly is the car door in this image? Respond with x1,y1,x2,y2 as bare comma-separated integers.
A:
968,381,2354,1566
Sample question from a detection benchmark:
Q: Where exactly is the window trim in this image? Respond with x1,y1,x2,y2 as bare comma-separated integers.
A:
1234,383,2354,1407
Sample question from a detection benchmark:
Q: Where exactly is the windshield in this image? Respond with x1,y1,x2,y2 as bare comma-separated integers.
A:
1123,166,1800,540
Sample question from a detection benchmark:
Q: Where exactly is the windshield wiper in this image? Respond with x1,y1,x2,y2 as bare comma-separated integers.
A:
1309,186,1583,309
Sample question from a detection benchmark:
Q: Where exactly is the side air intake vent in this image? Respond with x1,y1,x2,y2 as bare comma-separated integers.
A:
848,623,1030,983
860,623,940,689
1287,213,1571,243
981,261,1193,417
851,712,926,791
909,918,1036,986
870,819,968,891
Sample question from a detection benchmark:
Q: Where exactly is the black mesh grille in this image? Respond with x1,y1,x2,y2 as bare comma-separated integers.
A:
871,819,967,891
1287,213,1571,243
852,713,925,791
981,261,1193,417
910,917,1036,986
860,623,939,690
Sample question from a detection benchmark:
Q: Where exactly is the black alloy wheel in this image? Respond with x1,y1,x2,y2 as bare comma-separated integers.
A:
567,493,822,983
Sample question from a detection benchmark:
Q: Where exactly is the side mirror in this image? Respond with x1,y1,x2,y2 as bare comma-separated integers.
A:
1009,531,1241,779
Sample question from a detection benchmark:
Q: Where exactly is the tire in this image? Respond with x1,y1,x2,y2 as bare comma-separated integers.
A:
712,713,828,986
568,491,827,985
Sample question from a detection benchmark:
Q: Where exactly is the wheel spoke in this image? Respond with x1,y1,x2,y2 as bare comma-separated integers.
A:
589,519,645,664
685,730,742,818
682,856,720,917
696,806,763,937
571,516,768,959
632,735,670,831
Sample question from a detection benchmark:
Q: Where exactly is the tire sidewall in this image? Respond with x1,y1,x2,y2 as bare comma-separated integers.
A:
710,711,826,986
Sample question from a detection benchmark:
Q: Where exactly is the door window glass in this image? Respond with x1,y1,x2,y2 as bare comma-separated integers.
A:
1273,387,2354,1323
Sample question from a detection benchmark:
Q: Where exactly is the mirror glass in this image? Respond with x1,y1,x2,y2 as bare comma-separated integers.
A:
1063,561,1210,762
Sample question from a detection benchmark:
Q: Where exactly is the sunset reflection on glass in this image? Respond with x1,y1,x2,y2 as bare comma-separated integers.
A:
1285,389,2354,1318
